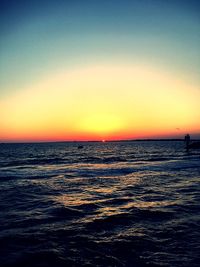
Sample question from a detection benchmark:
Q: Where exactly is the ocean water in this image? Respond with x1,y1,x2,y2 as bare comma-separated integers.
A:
0,141,200,267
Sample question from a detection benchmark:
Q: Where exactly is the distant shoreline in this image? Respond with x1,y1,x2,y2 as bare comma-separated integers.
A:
1,138,200,144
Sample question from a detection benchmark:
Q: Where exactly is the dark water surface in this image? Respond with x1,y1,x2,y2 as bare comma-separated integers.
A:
0,141,200,267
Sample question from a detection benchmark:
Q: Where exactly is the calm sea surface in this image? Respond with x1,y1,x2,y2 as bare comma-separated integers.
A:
0,141,200,267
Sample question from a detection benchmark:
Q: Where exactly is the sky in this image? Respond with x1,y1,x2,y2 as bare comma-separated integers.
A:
0,0,200,141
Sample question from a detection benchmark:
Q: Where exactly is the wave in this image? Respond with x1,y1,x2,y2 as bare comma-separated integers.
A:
50,206,84,218
0,156,127,170
0,141,200,267
76,166,135,178
86,208,174,231
0,157,66,167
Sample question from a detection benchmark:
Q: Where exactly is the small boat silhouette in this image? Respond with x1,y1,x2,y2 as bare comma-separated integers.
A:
78,145,84,149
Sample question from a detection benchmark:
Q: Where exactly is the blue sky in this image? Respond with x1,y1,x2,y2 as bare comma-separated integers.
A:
0,0,200,96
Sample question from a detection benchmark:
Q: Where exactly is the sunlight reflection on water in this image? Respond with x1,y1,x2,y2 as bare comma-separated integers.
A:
0,141,200,266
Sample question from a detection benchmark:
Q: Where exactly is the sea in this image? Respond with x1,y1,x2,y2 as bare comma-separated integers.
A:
0,141,200,267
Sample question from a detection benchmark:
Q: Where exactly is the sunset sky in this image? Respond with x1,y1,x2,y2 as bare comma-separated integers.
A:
0,0,200,142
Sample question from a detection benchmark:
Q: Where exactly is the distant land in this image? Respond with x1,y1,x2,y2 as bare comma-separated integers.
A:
1,138,200,144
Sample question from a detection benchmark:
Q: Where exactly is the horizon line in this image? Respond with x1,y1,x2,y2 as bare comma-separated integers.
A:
1,138,200,144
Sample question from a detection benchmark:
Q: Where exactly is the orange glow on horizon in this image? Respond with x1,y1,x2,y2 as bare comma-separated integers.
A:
0,64,199,142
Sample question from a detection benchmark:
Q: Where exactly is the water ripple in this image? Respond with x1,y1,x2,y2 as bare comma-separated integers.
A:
0,141,200,266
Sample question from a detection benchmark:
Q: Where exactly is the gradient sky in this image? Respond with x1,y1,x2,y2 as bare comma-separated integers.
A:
0,0,200,141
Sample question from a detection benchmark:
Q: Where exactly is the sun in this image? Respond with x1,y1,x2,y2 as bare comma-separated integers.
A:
79,113,123,136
